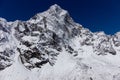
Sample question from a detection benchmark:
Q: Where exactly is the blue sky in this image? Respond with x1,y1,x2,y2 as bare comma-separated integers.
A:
0,0,120,34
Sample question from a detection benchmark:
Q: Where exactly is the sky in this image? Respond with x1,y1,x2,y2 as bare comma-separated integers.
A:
0,0,120,34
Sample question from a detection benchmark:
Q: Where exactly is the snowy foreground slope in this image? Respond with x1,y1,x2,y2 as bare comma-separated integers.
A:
1,4,120,80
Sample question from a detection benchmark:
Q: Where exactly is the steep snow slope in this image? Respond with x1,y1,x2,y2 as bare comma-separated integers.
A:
0,4,120,80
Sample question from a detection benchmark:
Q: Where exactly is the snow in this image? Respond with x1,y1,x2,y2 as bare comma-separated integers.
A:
0,4,120,80
22,35,39,43
0,49,76,80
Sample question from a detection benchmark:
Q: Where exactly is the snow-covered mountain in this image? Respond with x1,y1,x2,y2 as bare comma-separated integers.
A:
0,4,120,80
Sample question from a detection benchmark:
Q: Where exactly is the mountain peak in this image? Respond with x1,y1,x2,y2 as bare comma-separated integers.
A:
30,4,69,22
46,4,69,17
49,4,62,12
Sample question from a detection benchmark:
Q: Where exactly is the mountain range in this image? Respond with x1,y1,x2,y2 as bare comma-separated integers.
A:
0,4,120,80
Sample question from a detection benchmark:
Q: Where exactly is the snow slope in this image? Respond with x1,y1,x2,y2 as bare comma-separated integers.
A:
0,4,120,80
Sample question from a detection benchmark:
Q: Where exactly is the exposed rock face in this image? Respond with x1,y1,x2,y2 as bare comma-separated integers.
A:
0,4,120,80
93,32,116,55
0,19,15,70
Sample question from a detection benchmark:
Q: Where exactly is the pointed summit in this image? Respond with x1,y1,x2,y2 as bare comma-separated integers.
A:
31,4,66,20
30,4,74,26
49,4,62,12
